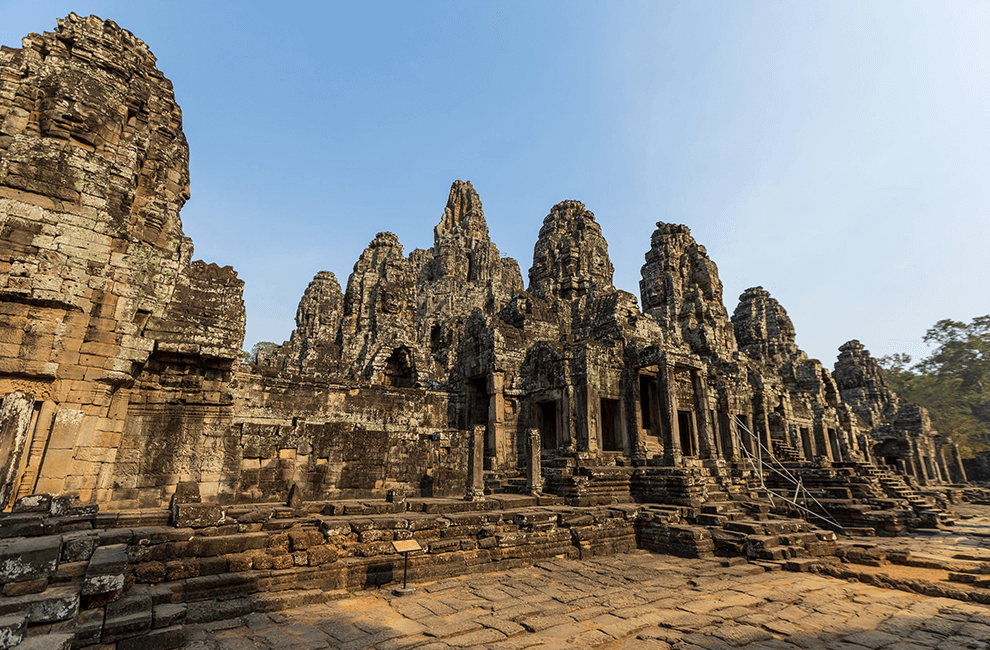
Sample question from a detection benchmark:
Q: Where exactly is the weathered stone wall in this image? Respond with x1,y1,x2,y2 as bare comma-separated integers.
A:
0,14,245,509
107,369,469,508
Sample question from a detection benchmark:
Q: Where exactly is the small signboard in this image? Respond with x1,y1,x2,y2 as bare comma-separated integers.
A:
392,539,423,554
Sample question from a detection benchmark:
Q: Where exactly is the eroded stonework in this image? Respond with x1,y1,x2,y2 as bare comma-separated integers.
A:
0,15,968,517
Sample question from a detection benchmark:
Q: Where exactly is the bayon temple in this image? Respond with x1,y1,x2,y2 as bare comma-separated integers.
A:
0,14,985,648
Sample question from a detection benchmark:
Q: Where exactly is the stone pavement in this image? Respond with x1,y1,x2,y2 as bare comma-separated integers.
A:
183,550,990,649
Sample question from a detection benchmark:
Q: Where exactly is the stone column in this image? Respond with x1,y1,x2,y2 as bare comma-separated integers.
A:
936,444,951,484
526,428,543,494
583,378,599,454
630,383,646,462
465,424,485,501
690,371,715,459
757,398,772,454
721,411,739,461
949,443,968,483
661,362,681,464
911,441,929,485
0,392,37,509
488,371,506,472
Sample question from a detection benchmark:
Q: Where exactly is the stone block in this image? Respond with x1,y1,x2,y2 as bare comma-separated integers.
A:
10,634,73,650
0,614,27,650
62,532,99,562
152,603,186,629
11,494,51,513
102,609,152,643
0,586,79,623
106,586,152,619
173,504,225,528
2,577,48,597
0,535,62,583
117,625,185,650
81,543,127,595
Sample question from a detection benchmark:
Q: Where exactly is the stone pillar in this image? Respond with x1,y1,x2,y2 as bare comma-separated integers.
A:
814,421,833,462
0,392,37,509
526,428,543,494
721,411,739,461
936,444,951,484
911,441,929,485
949,443,968,483
583,379,599,454
465,424,485,501
757,398,772,454
488,371,506,472
690,371,715,459
661,362,681,464
630,383,647,462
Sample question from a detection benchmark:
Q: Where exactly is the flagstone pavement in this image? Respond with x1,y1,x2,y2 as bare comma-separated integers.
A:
183,550,990,650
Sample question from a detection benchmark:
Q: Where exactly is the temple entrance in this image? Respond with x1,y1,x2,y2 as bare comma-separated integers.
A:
678,411,695,457
601,398,621,452
538,401,558,451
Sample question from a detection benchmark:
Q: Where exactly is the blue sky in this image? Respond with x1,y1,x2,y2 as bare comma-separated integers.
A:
2,2,988,366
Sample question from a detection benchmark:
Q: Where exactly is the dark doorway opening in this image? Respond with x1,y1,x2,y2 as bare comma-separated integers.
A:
639,376,653,430
828,428,842,462
601,398,621,452
800,427,813,459
383,347,414,388
678,411,695,457
538,401,558,451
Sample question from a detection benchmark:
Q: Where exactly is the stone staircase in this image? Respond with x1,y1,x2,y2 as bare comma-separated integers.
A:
860,465,936,510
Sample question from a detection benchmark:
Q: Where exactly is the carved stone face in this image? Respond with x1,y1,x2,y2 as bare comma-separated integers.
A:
37,62,126,150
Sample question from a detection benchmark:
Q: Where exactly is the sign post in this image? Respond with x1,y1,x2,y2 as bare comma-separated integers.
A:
391,539,422,596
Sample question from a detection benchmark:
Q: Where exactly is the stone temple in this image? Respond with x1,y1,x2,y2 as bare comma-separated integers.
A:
0,15,986,650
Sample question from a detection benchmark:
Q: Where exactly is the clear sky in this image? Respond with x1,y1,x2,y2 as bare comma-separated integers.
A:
3,1,988,367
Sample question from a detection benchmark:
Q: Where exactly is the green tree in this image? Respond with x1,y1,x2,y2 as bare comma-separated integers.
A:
247,341,279,365
879,315,990,458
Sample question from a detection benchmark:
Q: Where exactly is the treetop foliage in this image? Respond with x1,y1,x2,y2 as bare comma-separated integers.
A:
879,315,990,458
